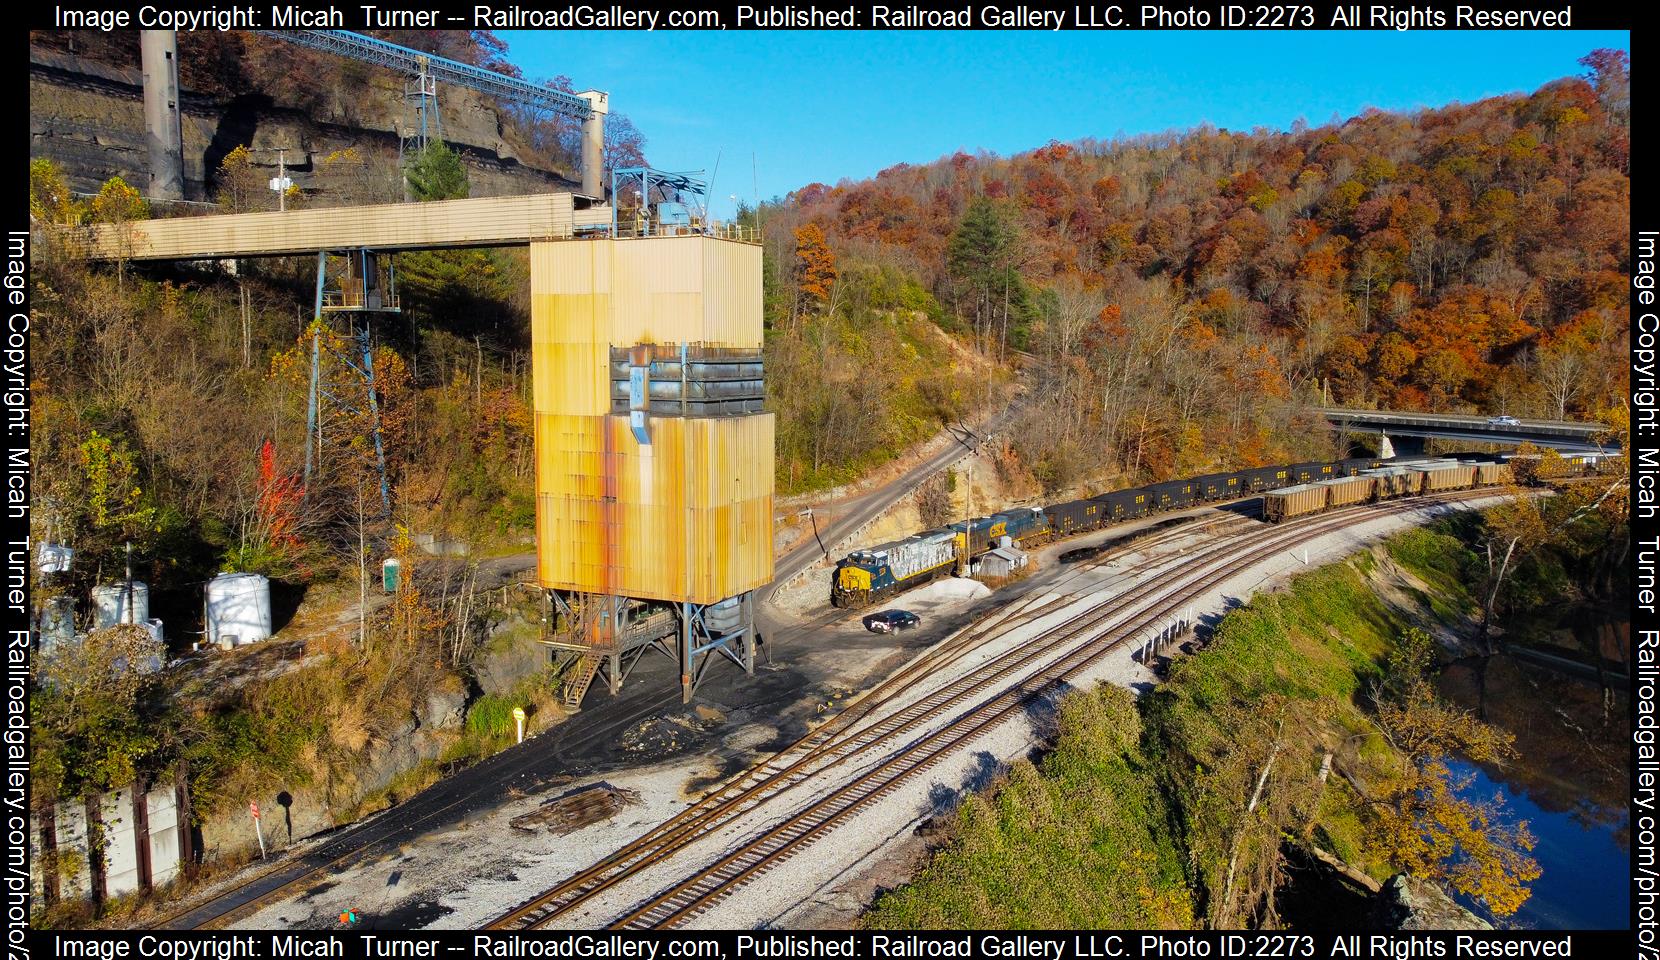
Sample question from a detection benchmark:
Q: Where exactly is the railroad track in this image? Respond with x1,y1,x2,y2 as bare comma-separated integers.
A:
486,513,1238,929
607,504,1406,928
490,492,1487,930
151,491,1482,930
143,510,1226,931
140,687,702,931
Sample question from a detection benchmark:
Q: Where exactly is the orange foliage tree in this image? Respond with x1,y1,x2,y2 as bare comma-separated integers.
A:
793,222,837,309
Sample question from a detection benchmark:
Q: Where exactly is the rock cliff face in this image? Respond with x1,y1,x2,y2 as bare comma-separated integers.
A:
1373,875,1493,930
30,44,577,204
195,681,470,864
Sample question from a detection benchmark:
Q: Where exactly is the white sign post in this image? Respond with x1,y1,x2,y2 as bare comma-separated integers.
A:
512,706,527,744
250,801,267,859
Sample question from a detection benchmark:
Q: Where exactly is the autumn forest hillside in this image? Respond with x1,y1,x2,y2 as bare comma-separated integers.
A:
756,50,1629,491
22,40,1632,889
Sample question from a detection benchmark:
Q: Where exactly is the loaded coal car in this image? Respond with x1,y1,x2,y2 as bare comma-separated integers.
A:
1147,479,1200,510
1262,483,1328,522
1320,474,1377,507
1193,472,1245,501
1475,461,1513,485
1363,466,1416,498
1563,452,1612,474
1092,488,1151,521
1409,462,1478,493
1337,457,1387,476
831,529,958,608
1044,498,1104,537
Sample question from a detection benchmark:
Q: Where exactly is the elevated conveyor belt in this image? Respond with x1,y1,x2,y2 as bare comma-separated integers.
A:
64,193,613,261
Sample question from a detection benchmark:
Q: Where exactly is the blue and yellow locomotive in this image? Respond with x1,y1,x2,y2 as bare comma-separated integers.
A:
831,507,1051,608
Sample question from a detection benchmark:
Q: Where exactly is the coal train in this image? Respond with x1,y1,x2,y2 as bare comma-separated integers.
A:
828,453,1574,609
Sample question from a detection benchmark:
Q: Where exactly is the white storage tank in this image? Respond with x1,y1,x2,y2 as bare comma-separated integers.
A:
92,581,149,628
37,543,74,575
205,573,272,648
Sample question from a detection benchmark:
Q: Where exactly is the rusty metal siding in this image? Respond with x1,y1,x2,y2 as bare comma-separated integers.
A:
71,193,579,261
530,234,772,605
534,414,773,604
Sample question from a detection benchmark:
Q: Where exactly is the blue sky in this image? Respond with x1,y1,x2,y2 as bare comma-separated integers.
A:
507,31,1628,218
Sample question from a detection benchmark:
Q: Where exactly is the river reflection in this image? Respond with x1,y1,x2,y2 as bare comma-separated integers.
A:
1444,757,1628,929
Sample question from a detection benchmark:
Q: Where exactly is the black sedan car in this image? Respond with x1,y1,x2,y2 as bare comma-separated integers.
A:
863,609,921,634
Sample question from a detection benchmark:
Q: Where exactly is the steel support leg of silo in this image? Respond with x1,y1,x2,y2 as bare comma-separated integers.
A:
358,325,393,516
676,594,758,703
680,601,695,704
741,591,756,677
549,590,573,631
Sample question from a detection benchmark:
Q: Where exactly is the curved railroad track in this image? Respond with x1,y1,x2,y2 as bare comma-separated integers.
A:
490,492,1488,930
144,498,1230,930
485,513,1247,929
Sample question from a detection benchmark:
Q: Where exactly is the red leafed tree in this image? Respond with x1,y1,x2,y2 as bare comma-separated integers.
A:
257,439,304,552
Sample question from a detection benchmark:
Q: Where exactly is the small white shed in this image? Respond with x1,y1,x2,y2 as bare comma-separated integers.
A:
975,546,1028,578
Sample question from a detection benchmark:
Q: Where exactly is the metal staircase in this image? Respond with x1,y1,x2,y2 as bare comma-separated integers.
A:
560,655,602,711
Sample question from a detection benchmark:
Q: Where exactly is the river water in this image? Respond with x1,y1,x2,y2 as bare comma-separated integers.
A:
1445,758,1629,929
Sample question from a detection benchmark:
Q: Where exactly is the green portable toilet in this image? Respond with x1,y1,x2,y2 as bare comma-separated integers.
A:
382,558,401,593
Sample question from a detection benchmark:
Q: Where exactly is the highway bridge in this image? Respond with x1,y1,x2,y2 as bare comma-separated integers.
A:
1317,408,1614,455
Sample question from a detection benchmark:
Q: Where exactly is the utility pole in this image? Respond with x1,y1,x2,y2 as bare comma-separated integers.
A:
268,148,294,211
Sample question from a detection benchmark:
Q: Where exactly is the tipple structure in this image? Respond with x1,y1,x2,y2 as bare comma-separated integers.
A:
531,233,773,705
68,183,772,706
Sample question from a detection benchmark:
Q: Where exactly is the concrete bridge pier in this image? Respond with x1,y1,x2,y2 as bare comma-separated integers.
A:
1380,433,1424,457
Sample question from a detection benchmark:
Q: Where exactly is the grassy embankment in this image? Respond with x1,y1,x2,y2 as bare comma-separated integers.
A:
864,526,1480,928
